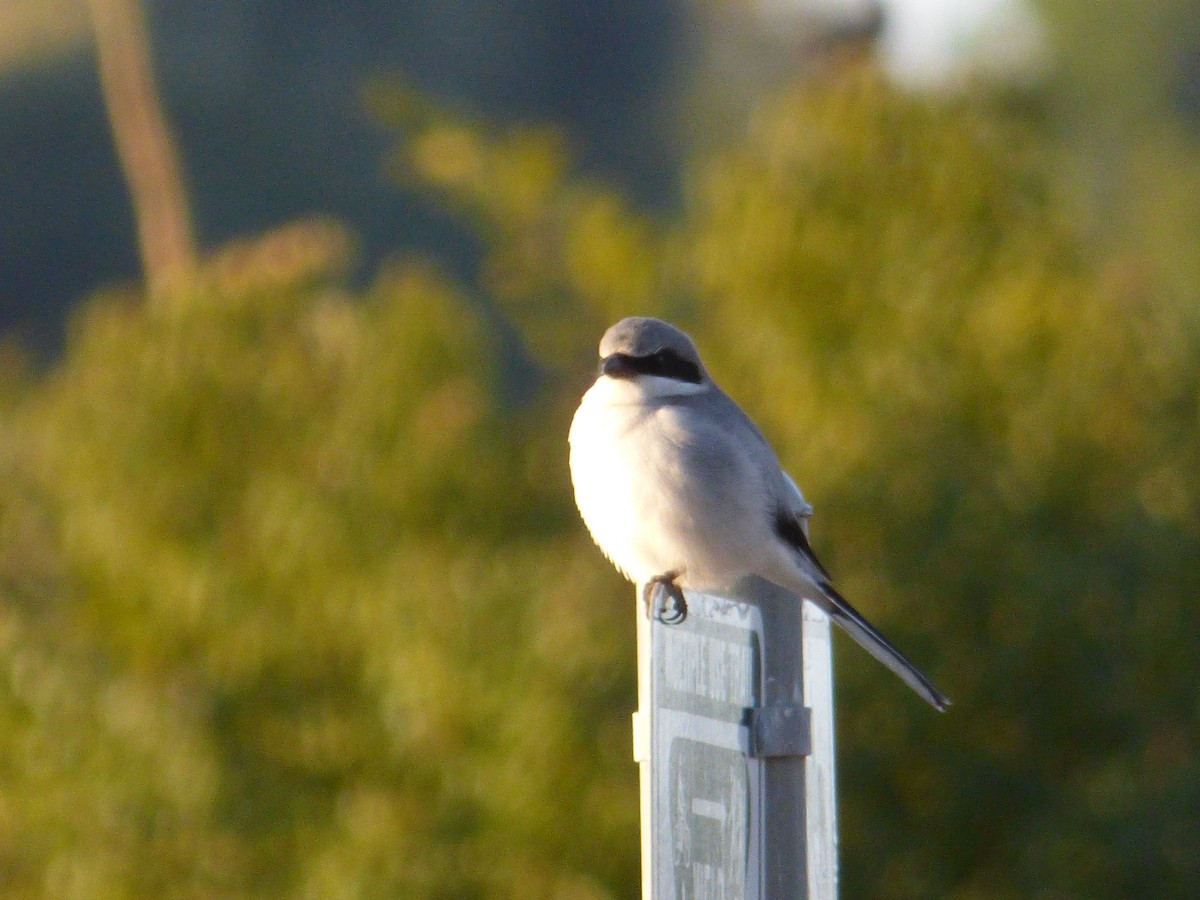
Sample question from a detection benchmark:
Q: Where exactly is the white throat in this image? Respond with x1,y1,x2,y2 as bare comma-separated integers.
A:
591,372,709,405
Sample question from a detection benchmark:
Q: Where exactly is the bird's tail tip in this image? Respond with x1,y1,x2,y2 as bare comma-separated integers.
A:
929,690,953,713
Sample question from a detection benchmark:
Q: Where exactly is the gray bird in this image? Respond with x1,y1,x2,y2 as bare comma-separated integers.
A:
569,316,951,711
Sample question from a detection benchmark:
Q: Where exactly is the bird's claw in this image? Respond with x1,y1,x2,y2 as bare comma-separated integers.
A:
643,575,687,624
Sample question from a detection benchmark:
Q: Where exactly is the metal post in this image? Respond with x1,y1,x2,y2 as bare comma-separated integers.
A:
634,578,838,899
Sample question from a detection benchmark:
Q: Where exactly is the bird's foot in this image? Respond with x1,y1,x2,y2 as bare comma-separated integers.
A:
643,573,687,624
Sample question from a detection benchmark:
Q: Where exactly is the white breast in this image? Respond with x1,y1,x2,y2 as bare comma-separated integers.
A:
567,376,768,590
568,377,660,582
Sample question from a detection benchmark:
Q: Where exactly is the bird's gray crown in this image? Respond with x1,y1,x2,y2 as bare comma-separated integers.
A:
598,317,704,369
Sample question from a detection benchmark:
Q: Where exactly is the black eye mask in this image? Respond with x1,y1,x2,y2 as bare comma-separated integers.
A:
602,348,703,384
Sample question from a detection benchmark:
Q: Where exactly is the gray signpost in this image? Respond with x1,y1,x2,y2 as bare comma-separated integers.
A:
634,578,837,899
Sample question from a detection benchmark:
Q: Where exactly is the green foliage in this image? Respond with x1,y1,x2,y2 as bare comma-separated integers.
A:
2,67,1199,897
678,75,1200,897
0,224,637,898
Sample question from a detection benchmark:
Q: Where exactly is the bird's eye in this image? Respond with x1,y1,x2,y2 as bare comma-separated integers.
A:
619,348,702,384
651,349,702,384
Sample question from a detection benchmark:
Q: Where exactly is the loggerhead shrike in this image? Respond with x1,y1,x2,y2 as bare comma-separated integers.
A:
568,316,951,711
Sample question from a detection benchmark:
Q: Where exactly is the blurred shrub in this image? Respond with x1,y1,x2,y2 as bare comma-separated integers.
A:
0,219,637,898
0,69,1198,897
678,75,1200,898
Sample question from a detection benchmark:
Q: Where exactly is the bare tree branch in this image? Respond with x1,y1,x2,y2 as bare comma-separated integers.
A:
86,0,197,294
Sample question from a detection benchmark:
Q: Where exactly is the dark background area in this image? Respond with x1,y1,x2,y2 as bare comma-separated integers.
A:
6,0,1200,355
0,0,685,354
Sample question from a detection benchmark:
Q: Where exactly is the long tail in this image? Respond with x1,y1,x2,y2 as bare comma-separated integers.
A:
770,509,952,711
816,580,952,712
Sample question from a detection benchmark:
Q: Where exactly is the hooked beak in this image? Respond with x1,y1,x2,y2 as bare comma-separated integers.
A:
599,353,637,379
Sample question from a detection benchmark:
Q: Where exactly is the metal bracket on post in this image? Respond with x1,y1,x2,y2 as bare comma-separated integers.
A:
635,578,839,900
745,704,812,759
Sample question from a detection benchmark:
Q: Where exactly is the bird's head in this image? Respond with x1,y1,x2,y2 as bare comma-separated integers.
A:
596,317,709,394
